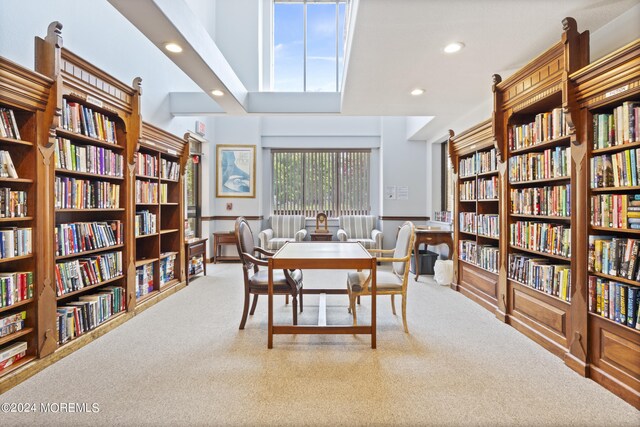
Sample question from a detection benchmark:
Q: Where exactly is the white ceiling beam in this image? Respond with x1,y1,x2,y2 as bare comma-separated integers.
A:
108,0,248,114
169,92,225,116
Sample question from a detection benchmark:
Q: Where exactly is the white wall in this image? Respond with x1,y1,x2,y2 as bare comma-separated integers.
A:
590,3,640,62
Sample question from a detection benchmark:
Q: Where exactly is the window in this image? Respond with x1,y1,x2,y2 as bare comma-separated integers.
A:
273,0,349,92
272,149,370,217
185,134,203,238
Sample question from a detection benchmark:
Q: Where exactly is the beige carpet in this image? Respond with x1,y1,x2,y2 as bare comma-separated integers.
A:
1,263,638,426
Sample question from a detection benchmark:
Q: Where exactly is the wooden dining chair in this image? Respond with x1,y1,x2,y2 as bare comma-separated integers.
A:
346,221,415,332
234,217,303,329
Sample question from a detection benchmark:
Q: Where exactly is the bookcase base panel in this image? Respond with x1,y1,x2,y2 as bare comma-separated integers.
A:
587,315,640,409
458,262,498,313
134,279,187,315
507,282,570,359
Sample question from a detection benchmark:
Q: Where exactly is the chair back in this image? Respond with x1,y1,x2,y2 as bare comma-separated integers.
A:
393,221,415,277
272,215,305,238
235,217,257,272
340,215,377,239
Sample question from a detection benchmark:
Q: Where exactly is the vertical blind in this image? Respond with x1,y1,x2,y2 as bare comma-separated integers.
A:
272,149,370,217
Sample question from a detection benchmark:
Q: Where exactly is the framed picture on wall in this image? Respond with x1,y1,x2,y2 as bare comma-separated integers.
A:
216,144,256,198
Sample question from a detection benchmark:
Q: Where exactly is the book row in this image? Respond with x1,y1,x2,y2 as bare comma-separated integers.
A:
54,177,120,210
510,184,570,217
160,254,176,286
161,159,180,181
509,221,571,258
458,240,499,273
55,138,124,178
459,180,476,201
459,212,476,234
136,263,154,298
55,251,123,297
56,286,125,344
0,310,26,339
136,152,157,177
0,272,34,309
588,237,640,282
61,99,118,143
508,253,571,302
0,227,32,259
136,180,158,204
591,148,640,188
591,194,640,229
0,151,18,178
188,254,204,276
508,146,570,183
160,183,169,204
0,341,26,373
508,108,568,151
433,211,452,223
135,210,157,237
0,108,21,140
588,277,639,329
477,176,499,200
458,148,498,177
54,221,122,257
477,214,499,238
592,101,639,149
0,188,27,218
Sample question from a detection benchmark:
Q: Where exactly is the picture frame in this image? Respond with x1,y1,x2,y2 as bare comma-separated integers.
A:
216,144,256,198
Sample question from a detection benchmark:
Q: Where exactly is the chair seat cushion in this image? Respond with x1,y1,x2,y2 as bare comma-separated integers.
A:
249,269,303,291
345,238,376,249
267,238,293,250
347,271,402,292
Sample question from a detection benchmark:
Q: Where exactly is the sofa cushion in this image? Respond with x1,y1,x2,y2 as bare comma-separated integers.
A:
347,271,402,292
249,269,303,291
267,238,292,250
272,215,305,238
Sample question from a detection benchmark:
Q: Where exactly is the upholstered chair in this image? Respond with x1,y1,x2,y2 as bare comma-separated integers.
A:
235,217,303,329
346,221,415,332
337,215,383,250
259,215,307,251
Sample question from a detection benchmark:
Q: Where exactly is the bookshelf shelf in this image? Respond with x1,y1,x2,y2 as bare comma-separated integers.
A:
136,174,158,180
459,258,499,277
591,140,640,155
477,234,499,241
590,186,640,193
136,290,159,304
509,245,570,262
56,311,127,351
0,178,34,184
588,271,640,287
0,356,36,378
55,208,125,213
459,175,476,181
54,168,124,181
590,226,640,235
459,230,476,237
161,202,179,206
55,128,124,151
160,251,179,260
477,198,499,202
509,135,571,155
160,228,179,235
477,170,499,177
510,214,571,221
0,216,33,222
0,137,34,147
588,312,640,336
160,278,180,290
160,178,179,183
508,279,571,306
509,176,570,186
55,244,125,261
0,298,34,315
136,233,158,239
460,199,476,202
135,258,158,268
0,254,33,264
56,275,126,301
0,328,35,347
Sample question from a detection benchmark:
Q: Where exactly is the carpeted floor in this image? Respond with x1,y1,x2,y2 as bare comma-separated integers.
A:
1,263,639,426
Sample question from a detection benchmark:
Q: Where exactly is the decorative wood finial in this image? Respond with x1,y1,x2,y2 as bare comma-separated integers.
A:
46,21,63,48
492,74,502,90
132,77,142,95
562,17,577,33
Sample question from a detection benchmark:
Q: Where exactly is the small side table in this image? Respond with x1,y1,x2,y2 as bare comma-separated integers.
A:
213,231,240,263
310,232,333,242
185,237,208,284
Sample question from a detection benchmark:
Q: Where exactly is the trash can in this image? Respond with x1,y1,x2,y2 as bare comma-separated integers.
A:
410,250,440,275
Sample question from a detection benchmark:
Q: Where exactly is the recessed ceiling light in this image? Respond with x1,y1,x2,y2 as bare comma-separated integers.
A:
211,89,224,97
411,88,425,96
165,43,183,53
444,42,465,54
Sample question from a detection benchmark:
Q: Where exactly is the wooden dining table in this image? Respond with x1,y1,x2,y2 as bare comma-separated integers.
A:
268,241,377,348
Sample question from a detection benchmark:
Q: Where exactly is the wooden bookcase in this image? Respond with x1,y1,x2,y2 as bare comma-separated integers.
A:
571,39,640,408
492,18,589,372
133,122,188,307
449,120,501,312
34,22,140,355
0,57,52,378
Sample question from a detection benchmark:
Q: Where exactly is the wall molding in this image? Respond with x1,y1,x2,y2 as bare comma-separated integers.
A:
380,216,430,221
202,215,264,221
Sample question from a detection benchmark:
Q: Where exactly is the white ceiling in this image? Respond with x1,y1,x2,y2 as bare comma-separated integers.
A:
109,0,639,141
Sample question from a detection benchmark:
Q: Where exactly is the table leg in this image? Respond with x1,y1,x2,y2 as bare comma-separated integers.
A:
204,248,208,276
371,259,377,349
268,259,274,349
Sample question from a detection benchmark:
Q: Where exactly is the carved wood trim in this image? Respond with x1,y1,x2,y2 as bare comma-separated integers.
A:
0,57,52,111
141,122,187,156
449,119,493,160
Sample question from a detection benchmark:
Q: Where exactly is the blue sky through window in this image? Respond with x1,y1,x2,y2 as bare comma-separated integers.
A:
274,1,347,92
